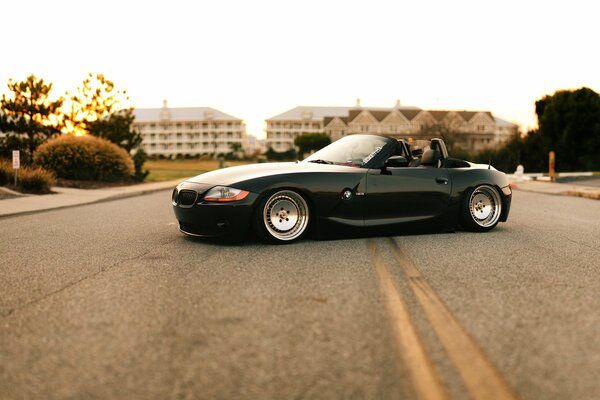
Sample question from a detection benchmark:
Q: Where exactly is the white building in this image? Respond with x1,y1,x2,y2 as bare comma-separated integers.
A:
133,101,247,158
265,100,418,152
494,116,519,143
266,100,518,152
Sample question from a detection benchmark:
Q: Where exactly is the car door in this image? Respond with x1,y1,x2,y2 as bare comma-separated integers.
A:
364,166,451,227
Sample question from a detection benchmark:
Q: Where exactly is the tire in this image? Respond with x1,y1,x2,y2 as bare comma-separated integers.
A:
460,185,502,232
253,189,310,244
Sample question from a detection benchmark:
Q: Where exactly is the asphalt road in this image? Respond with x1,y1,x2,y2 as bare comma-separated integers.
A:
0,190,599,399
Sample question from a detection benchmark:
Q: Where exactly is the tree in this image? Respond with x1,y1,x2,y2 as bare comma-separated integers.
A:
227,142,243,160
0,74,63,161
64,73,141,149
64,73,125,135
66,73,146,178
470,132,526,173
88,109,142,152
265,146,297,161
534,87,600,171
294,133,331,158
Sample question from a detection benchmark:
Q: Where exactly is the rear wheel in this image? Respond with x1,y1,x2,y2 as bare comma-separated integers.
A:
253,190,310,243
460,185,502,232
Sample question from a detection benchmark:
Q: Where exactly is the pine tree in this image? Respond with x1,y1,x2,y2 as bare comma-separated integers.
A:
0,75,63,161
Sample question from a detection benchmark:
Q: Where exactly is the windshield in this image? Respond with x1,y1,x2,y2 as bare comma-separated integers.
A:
303,135,393,167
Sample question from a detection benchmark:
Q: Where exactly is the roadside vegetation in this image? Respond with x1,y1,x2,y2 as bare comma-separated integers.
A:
34,135,134,182
0,159,55,194
0,74,147,192
461,87,600,173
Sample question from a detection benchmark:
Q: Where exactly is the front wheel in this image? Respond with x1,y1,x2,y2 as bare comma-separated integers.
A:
253,190,310,243
460,185,502,232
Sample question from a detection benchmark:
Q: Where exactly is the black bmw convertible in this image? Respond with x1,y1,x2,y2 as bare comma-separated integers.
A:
172,134,512,243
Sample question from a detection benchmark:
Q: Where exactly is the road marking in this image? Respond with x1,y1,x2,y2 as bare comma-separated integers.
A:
387,237,520,400
367,240,450,400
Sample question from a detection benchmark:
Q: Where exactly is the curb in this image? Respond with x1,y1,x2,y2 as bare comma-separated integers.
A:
562,190,600,200
0,183,177,219
0,186,31,197
510,183,600,200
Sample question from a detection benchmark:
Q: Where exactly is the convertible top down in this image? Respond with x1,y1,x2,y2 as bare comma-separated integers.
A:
172,135,511,243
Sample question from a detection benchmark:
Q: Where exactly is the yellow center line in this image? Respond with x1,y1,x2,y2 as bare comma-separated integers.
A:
387,237,521,400
367,240,450,400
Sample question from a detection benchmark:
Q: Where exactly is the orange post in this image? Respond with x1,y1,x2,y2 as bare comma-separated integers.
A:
549,151,555,182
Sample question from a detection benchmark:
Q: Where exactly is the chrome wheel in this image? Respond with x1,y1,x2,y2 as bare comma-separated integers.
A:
469,185,501,228
263,190,309,241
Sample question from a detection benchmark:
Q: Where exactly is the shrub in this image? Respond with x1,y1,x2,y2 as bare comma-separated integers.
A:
17,167,56,194
34,135,134,182
0,160,12,186
132,148,149,182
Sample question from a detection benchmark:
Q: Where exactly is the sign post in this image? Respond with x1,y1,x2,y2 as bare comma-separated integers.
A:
12,150,20,186
549,151,555,182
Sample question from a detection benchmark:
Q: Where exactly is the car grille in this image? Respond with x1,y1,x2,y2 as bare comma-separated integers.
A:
178,190,197,206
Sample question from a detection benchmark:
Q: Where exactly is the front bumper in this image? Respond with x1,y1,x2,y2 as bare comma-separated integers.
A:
500,185,512,222
172,181,259,241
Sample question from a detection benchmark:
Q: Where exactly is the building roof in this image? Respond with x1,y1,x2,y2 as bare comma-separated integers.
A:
399,109,422,121
267,105,419,121
457,111,477,122
133,106,242,122
494,116,518,127
428,110,449,121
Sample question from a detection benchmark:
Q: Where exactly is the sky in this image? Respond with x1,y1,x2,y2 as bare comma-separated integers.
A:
1,0,599,138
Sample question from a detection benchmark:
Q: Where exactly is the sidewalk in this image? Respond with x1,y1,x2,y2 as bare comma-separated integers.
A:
509,179,600,200
0,179,183,218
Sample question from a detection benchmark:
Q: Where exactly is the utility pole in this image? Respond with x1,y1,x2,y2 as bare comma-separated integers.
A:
549,151,555,182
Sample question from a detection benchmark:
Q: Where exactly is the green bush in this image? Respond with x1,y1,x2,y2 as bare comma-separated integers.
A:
17,167,56,194
132,148,149,182
265,147,297,161
0,160,12,185
33,135,134,182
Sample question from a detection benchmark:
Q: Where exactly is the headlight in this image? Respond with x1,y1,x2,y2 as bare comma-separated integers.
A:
203,186,250,202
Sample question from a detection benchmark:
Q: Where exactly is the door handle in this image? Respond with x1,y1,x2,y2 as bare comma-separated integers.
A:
435,177,449,185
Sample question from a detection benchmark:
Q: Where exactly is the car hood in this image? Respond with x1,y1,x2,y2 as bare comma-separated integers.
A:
184,162,364,187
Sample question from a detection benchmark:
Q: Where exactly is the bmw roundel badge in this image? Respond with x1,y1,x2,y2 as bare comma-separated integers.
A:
342,189,353,201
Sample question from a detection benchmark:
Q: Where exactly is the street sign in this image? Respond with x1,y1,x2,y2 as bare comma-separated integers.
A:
12,150,20,169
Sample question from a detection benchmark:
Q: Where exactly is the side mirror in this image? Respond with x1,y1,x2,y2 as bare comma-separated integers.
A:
385,155,409,168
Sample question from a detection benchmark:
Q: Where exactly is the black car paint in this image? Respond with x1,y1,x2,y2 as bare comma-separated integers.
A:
173,137,511,241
